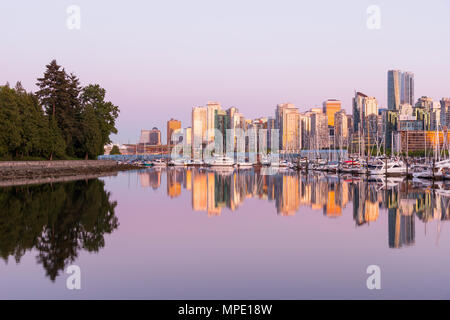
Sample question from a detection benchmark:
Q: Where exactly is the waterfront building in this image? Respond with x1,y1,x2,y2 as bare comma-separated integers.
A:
299,113,311,149
430,108,441,131
398,130,450,153
275,103,301,151
227,107,245,152
352,92,378,135
206,101,221,142
310,111,329,149
398,115,423,131
334,110,348,148
415,96,433,111
388,70,414,110
167,118,181,145
267,117,276,150
214,109,230,154
441,98,450,127
323,99,341,127
139,128,161,145
192,106,207,159
183,127,192,158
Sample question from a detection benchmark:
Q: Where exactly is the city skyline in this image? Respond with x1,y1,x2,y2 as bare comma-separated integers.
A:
116,68,449,158
111,66,450,151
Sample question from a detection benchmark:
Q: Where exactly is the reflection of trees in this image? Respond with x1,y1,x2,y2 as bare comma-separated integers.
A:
0,179,118,281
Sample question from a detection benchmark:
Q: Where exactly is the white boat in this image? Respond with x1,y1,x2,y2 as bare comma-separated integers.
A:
369,159,407,176
206,155,235,167
151,159,166,166
168,158,189,167
192,159,204,166
277,160,291,167
413,159,450,179
260,155,271,166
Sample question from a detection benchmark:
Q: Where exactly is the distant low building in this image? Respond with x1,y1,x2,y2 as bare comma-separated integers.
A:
140,127,161,145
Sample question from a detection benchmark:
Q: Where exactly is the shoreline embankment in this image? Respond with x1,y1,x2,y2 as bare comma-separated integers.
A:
0,160,140,187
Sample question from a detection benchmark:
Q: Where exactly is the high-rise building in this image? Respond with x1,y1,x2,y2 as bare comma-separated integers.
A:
149,127,161,145
299,113,310,149
364,97,378,117
191,106,207,159
402,72,414,106
300,109,322,149
267,117,276,150
184,127,192,145
275,103,301,151
352,92,367,132
227,107,244,152
388,70,414,110
352,92,378,133
440,98,450,127
206,101,221,142
310,112,329,149
415,96,433,110
334,110,348,148
167,118,181,145
139,130,151,144
322,99,341,127
214,109,229,154
183,127,192,158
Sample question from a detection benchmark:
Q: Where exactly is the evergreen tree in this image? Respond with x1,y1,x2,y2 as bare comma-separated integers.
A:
0,86,22,158
110,145,121,155
80,105,103,159
35,60,82,157
0,60,120,159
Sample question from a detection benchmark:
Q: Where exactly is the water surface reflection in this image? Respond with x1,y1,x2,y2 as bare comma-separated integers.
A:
140,167,450,249
0,179,118,281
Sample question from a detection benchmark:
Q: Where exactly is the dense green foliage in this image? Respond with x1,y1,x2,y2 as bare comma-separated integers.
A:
110,145,121,155
0,60,119,160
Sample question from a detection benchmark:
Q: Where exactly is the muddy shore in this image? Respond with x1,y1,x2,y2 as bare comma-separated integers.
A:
0,160,141,186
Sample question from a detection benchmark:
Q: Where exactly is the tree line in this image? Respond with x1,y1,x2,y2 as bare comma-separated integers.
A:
0,60,119,160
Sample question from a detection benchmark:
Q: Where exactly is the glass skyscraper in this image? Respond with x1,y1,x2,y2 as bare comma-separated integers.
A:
387,70,414,110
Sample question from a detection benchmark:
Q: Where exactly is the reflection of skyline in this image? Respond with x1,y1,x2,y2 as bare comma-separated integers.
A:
139,168,450,249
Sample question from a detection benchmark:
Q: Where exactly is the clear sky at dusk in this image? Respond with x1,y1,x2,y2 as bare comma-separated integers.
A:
1,0,449,143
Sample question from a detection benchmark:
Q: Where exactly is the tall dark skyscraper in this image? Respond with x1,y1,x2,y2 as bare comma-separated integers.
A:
387,70,414,110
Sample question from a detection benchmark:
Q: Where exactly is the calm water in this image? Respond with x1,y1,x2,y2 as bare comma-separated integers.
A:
1,167,450,299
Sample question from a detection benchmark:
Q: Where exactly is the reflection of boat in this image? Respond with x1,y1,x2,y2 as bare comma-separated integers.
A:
270,159,291,167
433,183,450,197
208,166,235,175
324,161,339,172
237,161,254,168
